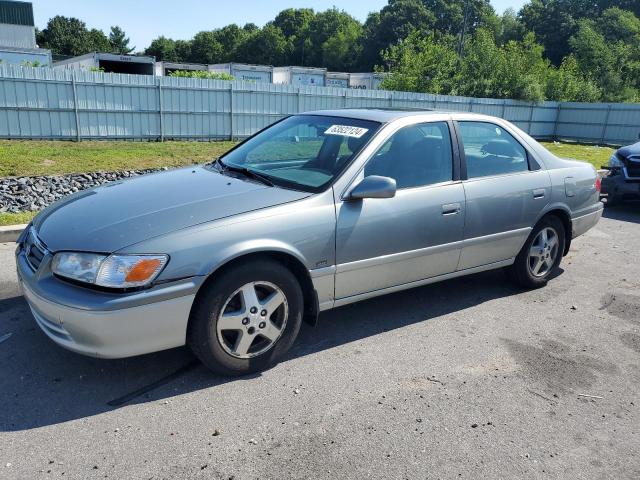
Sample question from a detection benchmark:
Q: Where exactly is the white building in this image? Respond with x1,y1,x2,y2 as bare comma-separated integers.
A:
0,1,51,66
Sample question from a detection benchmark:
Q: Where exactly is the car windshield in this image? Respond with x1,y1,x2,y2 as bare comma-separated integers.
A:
218,115,381,192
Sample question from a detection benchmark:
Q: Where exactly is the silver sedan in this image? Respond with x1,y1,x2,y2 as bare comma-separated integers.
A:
16,109,603,375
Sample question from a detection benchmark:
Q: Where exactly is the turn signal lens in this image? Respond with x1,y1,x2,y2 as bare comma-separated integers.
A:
125,258,162,282
95,254,168,288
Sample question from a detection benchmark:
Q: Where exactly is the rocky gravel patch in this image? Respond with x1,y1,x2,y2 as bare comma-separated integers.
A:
0,168,169,213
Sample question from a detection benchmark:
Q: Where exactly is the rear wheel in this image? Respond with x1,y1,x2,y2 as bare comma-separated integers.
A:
507,216,565,289
188,260,303,376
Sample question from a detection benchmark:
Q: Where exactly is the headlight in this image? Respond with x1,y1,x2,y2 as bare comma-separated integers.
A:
52,253,168,288
608,153,624,168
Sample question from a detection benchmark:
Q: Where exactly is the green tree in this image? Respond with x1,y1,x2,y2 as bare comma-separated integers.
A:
190,31,224,64
234,24,288,66
422,0,496,36
360,0,435,70
545,55,601,101
273,8,315,65
144,36,177,62
569,12,640,102
497,8,525,44
108,26,134,54
306,8,363,68
379,31,460,93
37,16,109,56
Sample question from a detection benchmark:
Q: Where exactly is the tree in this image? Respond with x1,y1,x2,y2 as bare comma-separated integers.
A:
497,8,525,44
569,12,640,102
273,8,315,65
379,31,460,93
321,20,363,71
422,0,496,36
546,55,601,102
109,26,134,54
234,24,288,66
144,36,177,62
190,31,224,64
306,8,363,68
360,0,436,69
37,16,109,56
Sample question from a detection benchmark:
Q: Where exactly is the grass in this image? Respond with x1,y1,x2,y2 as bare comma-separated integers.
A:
0,140,238,177
540,141,614,170
0,211,37,227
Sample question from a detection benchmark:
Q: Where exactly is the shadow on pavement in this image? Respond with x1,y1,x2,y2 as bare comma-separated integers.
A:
0,269,523,432
602,203,640,224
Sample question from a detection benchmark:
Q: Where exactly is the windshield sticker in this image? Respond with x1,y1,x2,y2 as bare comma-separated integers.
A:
324,125,369,138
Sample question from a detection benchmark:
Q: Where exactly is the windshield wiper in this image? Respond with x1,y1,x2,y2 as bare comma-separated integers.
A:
217,159,275,187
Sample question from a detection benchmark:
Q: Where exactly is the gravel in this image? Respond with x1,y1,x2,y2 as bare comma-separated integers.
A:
0,169,167,213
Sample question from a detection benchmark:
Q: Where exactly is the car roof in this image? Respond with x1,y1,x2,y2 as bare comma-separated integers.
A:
303,108,499,124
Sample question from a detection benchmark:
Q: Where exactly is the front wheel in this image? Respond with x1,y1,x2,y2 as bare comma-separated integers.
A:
507,216,565,289
187,259,304,376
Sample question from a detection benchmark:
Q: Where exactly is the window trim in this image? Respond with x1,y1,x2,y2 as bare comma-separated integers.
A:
454,120,539,181
343,119,460,195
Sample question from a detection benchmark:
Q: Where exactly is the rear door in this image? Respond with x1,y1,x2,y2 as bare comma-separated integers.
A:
455,120,551,270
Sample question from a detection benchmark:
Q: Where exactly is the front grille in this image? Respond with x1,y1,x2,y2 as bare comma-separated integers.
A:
23,228,47,271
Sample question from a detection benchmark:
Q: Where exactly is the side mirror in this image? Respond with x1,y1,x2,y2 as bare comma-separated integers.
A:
348,175,396,200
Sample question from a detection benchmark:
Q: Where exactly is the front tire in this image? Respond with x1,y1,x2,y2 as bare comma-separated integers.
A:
507,215,565,289
187,259,304,376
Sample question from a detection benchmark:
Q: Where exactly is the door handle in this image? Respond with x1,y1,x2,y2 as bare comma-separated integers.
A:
533,189,546,199
442,203,461,216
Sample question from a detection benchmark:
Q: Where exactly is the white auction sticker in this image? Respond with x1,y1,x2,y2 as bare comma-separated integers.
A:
324,125,369,138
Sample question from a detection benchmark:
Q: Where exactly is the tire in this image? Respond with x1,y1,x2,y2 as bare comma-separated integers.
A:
507,215,566,289
187,259,304,376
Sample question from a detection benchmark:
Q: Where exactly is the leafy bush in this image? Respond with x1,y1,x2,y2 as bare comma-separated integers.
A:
168,70,234,80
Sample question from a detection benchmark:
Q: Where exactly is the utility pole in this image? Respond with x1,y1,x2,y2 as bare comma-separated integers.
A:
458,0,470,56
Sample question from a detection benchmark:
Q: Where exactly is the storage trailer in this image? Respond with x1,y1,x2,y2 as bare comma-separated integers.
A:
209,63,273,83
53,52,155,75
325,72,350,88
272,66,326,87
349,73,387,90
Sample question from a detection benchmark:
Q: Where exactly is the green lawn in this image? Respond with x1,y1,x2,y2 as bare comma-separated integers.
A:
0,211,37,227
540,141,614,170
0,140,237,177
0,139,616,227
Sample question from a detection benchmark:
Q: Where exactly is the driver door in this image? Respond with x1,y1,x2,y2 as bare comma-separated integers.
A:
334,121,466,300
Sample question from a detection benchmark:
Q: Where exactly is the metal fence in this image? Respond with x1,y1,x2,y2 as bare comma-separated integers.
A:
0,64,638,145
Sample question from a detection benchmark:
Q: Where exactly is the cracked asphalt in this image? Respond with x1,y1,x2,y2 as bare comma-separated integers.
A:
1,205,639,479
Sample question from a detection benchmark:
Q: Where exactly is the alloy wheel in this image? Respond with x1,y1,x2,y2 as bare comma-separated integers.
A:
216,281,288,359
528,227,559,278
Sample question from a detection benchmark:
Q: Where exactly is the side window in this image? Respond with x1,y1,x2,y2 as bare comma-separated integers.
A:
458,122,528,178
364,121,453,189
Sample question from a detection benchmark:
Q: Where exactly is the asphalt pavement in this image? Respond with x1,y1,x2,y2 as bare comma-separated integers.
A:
1,205,639,479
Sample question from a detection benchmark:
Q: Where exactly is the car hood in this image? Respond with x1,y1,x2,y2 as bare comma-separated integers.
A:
617,141,640,160
33,166,310,253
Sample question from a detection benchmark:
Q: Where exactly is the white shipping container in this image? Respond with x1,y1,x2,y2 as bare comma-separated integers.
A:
209,63,272,83
273,66,326,87
349,72,386,90
53,53,155,75
326,72,349,88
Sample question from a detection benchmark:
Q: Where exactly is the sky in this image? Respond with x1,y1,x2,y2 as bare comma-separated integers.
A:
31,0,528,53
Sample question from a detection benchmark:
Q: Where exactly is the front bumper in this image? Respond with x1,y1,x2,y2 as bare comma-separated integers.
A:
601,173,640,202
16,244,202,359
